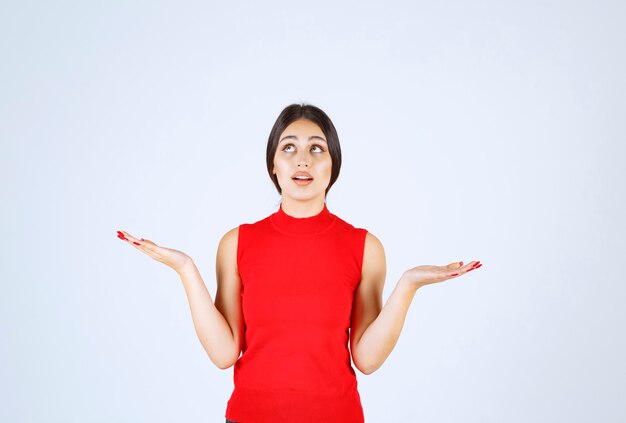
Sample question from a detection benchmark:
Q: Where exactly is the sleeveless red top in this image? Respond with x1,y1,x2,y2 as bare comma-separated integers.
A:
225,201,368,422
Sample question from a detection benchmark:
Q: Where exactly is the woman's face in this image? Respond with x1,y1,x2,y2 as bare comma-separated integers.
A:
273,118,332,203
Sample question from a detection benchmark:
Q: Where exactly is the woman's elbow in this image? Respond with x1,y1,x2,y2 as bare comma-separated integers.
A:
209,348,240,370
216,361,234,370
357,363,378,375
353,356,378,375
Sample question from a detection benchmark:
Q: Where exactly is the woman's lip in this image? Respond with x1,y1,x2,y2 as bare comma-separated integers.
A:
292,178,313,185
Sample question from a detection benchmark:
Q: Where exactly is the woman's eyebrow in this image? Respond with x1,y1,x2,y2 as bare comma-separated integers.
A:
279,135,327,144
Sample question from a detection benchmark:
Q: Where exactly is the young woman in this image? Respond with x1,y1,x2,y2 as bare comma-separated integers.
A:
117,103,482,422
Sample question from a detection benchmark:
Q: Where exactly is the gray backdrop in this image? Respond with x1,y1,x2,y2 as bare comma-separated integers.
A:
1,0,624,422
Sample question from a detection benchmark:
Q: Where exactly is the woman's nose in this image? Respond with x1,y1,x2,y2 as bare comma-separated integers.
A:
297,153,310,167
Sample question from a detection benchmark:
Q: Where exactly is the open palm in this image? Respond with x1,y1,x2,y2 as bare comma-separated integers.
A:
117,230,192,274
403,260,482,289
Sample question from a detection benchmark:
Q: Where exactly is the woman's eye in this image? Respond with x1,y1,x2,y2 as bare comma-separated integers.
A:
282,144,325,153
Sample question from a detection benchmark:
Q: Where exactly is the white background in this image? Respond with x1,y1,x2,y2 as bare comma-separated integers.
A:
1,1,625,422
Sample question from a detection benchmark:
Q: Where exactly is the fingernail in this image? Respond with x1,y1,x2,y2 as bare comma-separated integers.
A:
117,235,127,241
133,242,141,246
459,261,463,266
467,264,482,272
451,273,459,276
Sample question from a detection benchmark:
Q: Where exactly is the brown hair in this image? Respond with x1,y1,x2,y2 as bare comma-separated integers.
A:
266,103,342,197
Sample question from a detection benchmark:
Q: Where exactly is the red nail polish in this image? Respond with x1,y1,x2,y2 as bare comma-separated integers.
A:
133,242,141,245
450,273,459,276
468,264,482,272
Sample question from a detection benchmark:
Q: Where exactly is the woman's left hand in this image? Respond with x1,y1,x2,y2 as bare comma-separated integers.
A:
401,260,482,289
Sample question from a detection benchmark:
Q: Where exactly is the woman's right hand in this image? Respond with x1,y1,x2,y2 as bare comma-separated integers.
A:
117,230,192,275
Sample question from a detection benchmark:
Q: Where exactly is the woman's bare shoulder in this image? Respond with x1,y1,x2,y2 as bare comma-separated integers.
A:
217,226,240,258
221,226,240,241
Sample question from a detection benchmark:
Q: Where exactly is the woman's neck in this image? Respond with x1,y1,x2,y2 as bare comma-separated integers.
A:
280,197,326,218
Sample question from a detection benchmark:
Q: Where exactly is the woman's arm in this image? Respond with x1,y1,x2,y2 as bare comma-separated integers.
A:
117,228,244,369
349,232,482,374
178,227,244,369
350,232,412,375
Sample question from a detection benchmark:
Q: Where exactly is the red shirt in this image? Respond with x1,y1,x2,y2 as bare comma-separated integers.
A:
225,202,368,422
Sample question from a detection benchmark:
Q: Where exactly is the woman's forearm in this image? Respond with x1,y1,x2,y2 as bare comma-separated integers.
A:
353,275,419,374
178,260,237,369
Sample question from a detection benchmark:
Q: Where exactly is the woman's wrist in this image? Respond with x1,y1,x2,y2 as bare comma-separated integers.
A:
399,271,424,291
176,256,196,276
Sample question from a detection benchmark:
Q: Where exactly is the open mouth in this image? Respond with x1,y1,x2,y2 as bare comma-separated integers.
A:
292,176,313,184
